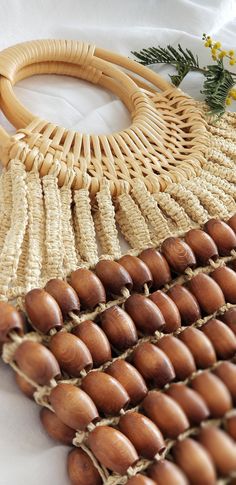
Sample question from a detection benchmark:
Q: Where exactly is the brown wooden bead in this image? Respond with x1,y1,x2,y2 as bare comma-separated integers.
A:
184,229,218,265
49,332,93,377
167,284,201,325
67,448,102,485
178,327,217,368
73,320,112,366
204,218,236,255
118,254,153,291
81,371,129,415
14,340,60,385
201,318,236,359
147,460,188,485
172,438,216,485
124,294,165,334
70,268,106,309
45,278,80,316
191,371,232,418
161,237,196,273
142,391,189,438
221,308,236,334
100,305,137,350
126,476,156,485
87,425,138,474
228,214,236,233
156,335,196,380
139,248,171,289
197,426,236,476
188,273,225,314
0,301,24,342
50,383,99,430
15,373,35,399
211,266,236,303
40,408,75,445
25,288,63,334
106,360,148,405
95,259,133,295
165,383,210,425
149,290,181,333
226,414,236,440
213,362,236,401
119,411,165,459
132,342,175,387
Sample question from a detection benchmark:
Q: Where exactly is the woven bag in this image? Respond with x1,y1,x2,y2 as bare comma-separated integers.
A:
0,39,235,484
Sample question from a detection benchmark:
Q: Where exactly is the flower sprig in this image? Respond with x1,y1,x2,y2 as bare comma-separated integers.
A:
132,34,236,116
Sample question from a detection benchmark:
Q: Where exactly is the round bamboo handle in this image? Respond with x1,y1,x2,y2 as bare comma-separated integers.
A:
0,39,172,132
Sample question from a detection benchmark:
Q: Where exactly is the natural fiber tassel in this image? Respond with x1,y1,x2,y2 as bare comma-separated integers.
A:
0,160,28,299
42,165,64,280
167,183,209,225
131,180,171,243
60,185,78,274
0,169,12,254
94,179,121,259
115,192,152,250
184,179,229,219
202,171,236,201
204,162,236,184
202,180,235,214
154,191,193,233
73,180,98,266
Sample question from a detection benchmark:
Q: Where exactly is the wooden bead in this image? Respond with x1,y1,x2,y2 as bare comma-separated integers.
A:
197,426,236,476
25,288,63,334
40,408,75,445
50,383,99,430
165,383,209,425
184,229,218,265
167,284,201,325
139,248,171,289
49,332,93,377
191,371,232,418
0,301,24,342
201,318,236,359
221,307,236,334
188,273,225,314
147,460,188,485
142,391,189,438
213,362,236,401
132,342,175,387
95,259,133,295
106,360,148,405
119,411,165,459
100,305,138,350
178,327,217,368
14,340,60,385
118,254,153,291
124,294,165,334
126,476,156,485
172,438,216,485
45,279,80,316
15,373,35,399
226,414,236,440
161,237,196,273
73,320,112,366
228,214,236,233
70,268,106,309
149,290,181,333
87,425,138,474
156,335,196,380
81,371,129,415
67,448,102,485
211,266,236,303
204,218,236,255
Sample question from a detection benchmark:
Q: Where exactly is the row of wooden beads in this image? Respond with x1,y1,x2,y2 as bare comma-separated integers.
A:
67,418,236,485
20,214,236,337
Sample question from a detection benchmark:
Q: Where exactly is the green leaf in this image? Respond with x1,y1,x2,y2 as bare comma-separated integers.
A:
202,63,235,116
131,44,199,68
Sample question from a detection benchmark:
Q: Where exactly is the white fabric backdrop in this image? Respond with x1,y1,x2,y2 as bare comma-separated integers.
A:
0,1,235,483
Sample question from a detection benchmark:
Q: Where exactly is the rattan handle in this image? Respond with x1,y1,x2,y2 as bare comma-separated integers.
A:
0,39,172,135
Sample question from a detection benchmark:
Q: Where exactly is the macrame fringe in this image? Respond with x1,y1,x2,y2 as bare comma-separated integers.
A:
0,112,235,300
